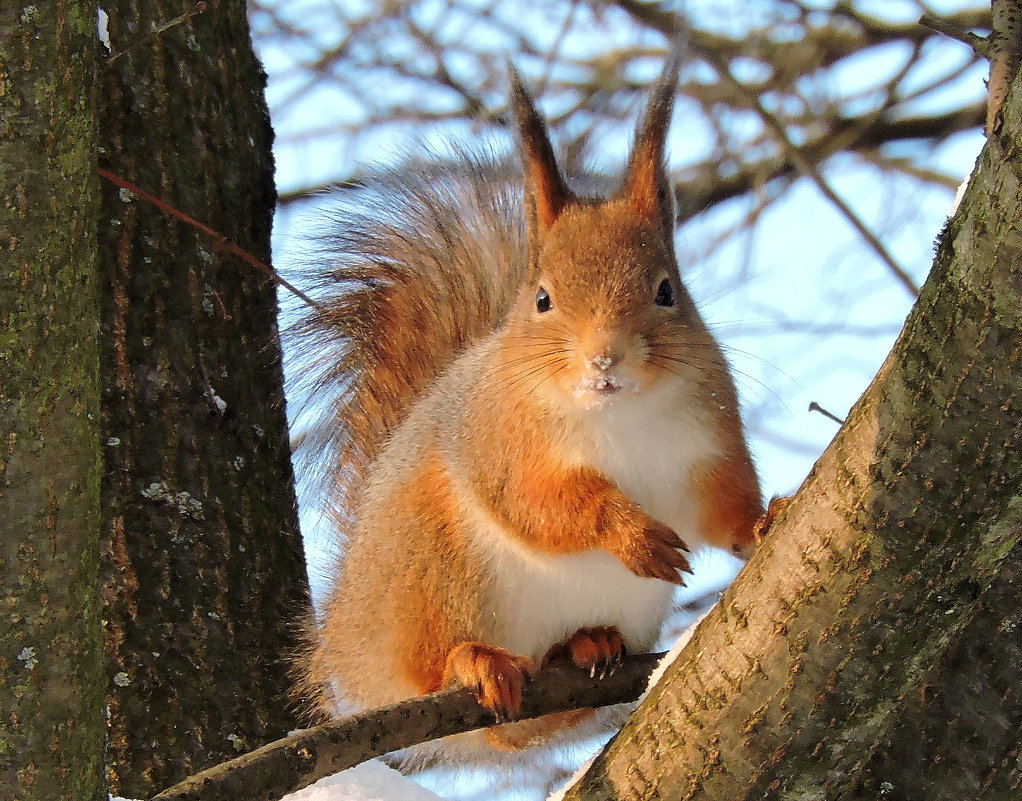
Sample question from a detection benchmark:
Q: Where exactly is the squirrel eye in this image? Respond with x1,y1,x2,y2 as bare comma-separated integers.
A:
654,278,675,307
535,287,552,313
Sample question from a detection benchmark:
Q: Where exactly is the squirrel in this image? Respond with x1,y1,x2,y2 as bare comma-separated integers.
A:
295,53,765,753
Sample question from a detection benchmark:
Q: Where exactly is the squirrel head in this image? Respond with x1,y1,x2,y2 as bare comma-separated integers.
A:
504,53,716,413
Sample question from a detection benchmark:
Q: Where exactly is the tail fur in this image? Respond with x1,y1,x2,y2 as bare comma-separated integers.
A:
290,146,527,528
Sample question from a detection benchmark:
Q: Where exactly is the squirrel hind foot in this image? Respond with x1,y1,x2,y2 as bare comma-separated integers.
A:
543,626,627,679
741,495,792,560
443,642,536,723
484,709,596,751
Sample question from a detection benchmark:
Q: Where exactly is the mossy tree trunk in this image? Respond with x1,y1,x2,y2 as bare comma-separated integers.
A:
0,3,106,800
98,1,311,796
566,65,1022,801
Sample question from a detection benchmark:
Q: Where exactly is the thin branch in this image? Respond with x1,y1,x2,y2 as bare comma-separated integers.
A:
106,2,208,65
808,400,846,425
918,13,993,57
150,652,663,801
689,41,921,297
277,104,984,215
97,168,322,310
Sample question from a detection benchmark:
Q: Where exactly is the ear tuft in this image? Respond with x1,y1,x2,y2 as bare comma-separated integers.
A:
622,50,682,232
508,66,571,235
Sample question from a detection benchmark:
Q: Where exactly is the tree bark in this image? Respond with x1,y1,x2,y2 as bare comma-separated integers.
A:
97,1,311,796
0,2,106,800
845,537,1022,800
564,66,1022,800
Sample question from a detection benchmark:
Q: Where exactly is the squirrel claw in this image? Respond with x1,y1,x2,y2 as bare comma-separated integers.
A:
616,517,692,584
548,626,626,681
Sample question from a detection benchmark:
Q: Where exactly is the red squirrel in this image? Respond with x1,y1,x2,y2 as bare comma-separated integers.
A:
296,54,764,751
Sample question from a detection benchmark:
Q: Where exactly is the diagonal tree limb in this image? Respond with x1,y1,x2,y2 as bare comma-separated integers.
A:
150,652,664,801
919,13,993,56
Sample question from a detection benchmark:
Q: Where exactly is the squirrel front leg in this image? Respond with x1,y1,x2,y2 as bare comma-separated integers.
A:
480,463,693,584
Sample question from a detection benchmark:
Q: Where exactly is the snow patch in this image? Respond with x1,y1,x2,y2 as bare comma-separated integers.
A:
97,9,111,50
950,172,971,216
281,759,445,801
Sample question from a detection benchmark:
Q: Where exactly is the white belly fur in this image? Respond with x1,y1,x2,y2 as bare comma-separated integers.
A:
578,387,721,553
468,518,673,661
456,388,719,663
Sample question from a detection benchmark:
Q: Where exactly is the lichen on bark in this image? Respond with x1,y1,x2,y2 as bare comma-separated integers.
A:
0,2,106,800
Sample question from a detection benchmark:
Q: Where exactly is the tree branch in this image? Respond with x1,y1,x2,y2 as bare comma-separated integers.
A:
150,652,664,801
689,39,921,296
277,103,985,226
987,0,1022,134
560,57,1022,801
918,13,992,57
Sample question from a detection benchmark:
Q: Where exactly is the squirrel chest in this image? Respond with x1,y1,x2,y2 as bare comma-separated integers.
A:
451,380,721,663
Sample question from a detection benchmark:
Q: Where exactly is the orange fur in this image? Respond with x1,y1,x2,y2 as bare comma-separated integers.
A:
690,449,764,555
546,626,626,672
297,56,765,754
476,452,691,582
443,643,536,722
485,710,595,751
485,628,624,751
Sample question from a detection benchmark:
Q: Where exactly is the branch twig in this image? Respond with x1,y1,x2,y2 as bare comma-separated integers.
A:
151,652,664,801
689,43,921,297
106,3,209,65
97,168,322,310
808,401,846,425
918,14,992,57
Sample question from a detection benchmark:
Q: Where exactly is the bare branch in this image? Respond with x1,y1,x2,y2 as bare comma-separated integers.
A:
150,652,663,801
987,0,1022,134
919,13,993,57
687,40,922,296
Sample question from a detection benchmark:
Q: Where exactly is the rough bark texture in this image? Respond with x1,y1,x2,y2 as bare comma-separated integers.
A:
847,537,1022,800
0,2,105,800
97,1,311,796
565,53,1022,801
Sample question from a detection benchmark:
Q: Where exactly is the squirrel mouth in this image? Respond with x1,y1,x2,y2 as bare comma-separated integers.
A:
572,373,636,407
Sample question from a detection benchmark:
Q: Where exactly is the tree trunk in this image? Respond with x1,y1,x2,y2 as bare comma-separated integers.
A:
0,2,106,800
845,537,1022,800
97,2,311,796
565,55,1022,801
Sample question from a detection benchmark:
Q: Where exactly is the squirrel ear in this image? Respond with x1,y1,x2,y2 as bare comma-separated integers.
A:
509,66,571,234
622,50,682,234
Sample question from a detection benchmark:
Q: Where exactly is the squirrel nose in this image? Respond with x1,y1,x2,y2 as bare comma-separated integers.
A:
583,330,625,370
586,350,619,371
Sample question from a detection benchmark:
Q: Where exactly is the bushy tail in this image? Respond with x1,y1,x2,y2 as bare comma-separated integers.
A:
290,147,527,528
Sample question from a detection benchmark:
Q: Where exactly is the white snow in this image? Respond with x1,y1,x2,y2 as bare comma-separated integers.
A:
950,172,971,216
642,609,708,701
108,760,442,801
281,760,445,801
97,8,111,50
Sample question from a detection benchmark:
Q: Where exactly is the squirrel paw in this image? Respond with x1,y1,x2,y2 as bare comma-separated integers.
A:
616,518,692,585
737,495,791,559
444,642,536,723
544,626,626,679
